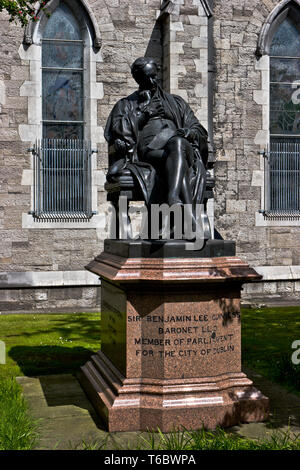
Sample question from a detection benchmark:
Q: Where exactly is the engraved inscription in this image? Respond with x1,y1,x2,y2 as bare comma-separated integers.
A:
129,311,239,359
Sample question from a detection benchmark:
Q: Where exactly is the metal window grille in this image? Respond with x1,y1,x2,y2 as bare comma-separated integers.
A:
30,139,95,221
263,137,300,219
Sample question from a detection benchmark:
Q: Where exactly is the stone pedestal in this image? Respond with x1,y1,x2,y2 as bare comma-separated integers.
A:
80,246,269,432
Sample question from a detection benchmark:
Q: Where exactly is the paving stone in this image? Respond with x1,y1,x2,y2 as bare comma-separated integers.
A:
17,370,300,450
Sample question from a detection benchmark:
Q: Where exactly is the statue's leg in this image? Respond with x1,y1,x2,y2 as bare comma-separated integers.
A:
181,171,193,206
164,136,193,206
180,176,198,234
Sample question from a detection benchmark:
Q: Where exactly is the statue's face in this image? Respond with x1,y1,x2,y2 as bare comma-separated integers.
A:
134,62,158,90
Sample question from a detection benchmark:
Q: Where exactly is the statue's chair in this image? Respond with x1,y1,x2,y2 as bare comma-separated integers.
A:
104,158,215,239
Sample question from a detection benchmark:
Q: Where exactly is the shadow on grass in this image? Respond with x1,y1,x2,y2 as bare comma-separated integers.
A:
9,345,96,377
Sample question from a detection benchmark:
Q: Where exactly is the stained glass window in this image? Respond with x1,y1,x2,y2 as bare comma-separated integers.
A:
42,3,84,140
268,14,300,214
270,17,300,136
43,4,82,40
33,3,93,221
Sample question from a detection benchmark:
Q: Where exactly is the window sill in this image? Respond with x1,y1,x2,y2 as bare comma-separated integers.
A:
22,212,106,229
255,212,300,227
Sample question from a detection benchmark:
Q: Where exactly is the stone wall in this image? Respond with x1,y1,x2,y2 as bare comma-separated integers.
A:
1,0,300,312
0,0,163,312
213,0,300,302
0,286,100,313
161,0,210,131
0,0,163,273
242,280,300,306
213,0,300,264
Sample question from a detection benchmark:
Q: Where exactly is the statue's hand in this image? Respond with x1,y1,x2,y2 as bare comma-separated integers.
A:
143,100,164,119
176,128,197,142
114,138,128,155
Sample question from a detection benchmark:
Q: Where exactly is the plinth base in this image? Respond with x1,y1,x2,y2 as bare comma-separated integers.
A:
80,350,268,432
80,250,269,432
103,238,236,259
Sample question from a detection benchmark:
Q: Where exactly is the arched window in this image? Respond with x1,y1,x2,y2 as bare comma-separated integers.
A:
42,3,84,140
31,1,95,221
267,5,300,215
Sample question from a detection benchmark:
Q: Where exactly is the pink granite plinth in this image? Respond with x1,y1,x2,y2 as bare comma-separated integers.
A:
80,253,269,432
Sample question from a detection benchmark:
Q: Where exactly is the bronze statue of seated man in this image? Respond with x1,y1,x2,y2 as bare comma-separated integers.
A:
104,57,209,233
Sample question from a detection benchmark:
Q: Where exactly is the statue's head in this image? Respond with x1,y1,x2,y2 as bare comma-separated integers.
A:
131,57,159,90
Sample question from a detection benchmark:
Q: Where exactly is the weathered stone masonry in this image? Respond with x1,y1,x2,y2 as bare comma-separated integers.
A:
213,0,300,303
0,0,165,312
0,0,300,311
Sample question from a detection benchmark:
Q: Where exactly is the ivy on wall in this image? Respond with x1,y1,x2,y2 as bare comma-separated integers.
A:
0,0,50,26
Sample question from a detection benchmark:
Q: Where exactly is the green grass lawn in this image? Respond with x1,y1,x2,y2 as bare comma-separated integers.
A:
0,312,101,380
0,312,101,450
0,307,300,450
242,306,300,394
0,307,299,388
0,378,38,450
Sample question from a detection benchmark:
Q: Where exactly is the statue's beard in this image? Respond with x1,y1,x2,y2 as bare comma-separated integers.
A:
139,90,152,107
139,76,157,92
149,77,157,89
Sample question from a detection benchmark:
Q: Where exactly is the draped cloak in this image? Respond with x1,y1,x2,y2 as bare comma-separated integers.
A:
104,86,208,206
